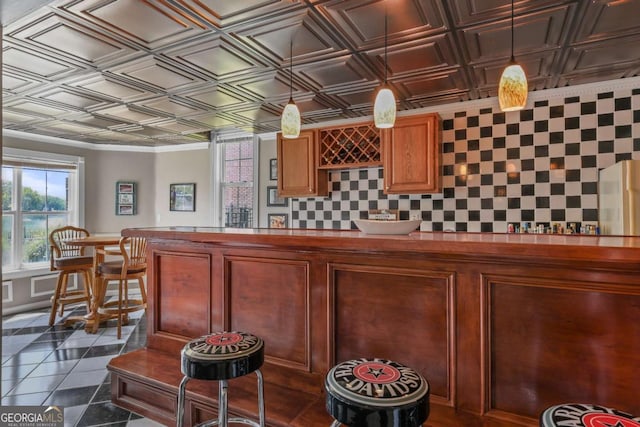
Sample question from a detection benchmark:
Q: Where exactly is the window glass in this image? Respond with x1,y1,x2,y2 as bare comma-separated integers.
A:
22,214,48,264
2,151,81,271
2,215,14,266
220,138,254,228
3,166,13,211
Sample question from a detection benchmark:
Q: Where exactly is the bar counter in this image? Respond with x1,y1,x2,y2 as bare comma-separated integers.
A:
109,227,640,426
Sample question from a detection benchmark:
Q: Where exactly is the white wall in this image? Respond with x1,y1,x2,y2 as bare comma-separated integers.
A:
258,137,285,228
1,133,212,313
154,148,213,226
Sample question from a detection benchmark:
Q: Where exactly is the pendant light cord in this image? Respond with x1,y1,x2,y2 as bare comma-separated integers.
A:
384,12,388,84
289,40,293,102
510,0,515,62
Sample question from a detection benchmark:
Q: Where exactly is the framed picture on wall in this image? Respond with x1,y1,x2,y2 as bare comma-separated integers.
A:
268,213,288,229
115,181,136,215
170,183,196,212
267,186,287,207
269,158,278,180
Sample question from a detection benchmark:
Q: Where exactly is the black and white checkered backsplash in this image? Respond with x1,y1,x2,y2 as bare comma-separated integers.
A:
291,83,640,233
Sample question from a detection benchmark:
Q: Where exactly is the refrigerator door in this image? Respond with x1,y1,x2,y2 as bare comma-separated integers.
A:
598,160,640,235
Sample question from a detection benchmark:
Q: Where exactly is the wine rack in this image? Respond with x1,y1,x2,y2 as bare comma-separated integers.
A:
318,122,381,169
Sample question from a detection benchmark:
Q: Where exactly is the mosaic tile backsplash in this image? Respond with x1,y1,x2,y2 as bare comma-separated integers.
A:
291,85,640,233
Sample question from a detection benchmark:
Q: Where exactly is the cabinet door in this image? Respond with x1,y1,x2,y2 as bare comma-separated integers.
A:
277,130,328,197
382,113,441,194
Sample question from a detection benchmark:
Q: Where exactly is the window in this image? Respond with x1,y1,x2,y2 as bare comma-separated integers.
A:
213,136,257,228
2,148,84,273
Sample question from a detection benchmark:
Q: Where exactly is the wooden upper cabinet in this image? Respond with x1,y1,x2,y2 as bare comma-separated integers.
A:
277,130,328,197
382,113,441,194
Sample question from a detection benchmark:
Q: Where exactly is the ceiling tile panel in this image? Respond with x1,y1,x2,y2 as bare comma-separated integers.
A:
136,96,205,117
3,45,80,80
108,57,205,91
236,71,296,100
564,34,640,74
60,0,207,49
574,0,640,43
2,73,43,93
45,120,104,135
236,9,345,65
190,112,236,128
67,113,124,130
181,86,244,109
67,74,150,102
460,5,574,63
95,105,165,124
450,0,567,26
233,104,281,122
178,0,302,28
8,12,139,66
6,99,75,117
298,55,371,89
398,69,467,100
163,36,264,79
36,87,110,109
3,110,49,125
319,0,447,50
149,119,209,134
369,34,458,79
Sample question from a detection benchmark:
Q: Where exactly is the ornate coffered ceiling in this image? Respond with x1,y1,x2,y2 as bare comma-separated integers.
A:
2,0,640,147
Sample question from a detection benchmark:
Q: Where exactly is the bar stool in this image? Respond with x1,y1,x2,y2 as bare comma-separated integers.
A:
325,358,430,427
540,403,640,426
176,331,265,427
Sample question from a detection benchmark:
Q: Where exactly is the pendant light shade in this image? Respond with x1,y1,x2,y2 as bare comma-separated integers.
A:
498,0,527,112
374,86,396,128
498,61,528,111
374,12,396,129
281,100,301,138
281,40,301,138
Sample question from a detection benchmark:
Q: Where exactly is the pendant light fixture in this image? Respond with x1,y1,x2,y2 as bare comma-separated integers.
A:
374,11,396,128
281,40,301,139
498,0,528,112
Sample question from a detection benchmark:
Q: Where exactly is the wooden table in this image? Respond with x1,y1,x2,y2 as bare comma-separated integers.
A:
65,234,121,332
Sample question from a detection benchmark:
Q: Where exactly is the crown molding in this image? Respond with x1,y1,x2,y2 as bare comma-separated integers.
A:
2,129,209,153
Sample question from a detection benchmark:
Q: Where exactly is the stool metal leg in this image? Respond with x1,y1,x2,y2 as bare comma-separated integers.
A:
224,369,265,427
256,369,265,427
329,420,341,427
176,376,189,427
186,370,265,427
218,380,228,427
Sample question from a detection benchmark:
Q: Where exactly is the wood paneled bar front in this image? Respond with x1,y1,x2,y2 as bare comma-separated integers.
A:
108,227,640,426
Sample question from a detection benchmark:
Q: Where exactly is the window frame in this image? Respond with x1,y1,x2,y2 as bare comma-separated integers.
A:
211,135,258,228
2,148,85,279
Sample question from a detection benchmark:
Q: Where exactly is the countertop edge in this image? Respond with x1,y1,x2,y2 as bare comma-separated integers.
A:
122,227,640,265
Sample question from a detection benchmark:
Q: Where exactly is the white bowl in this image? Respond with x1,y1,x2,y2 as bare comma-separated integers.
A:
353,219,421,235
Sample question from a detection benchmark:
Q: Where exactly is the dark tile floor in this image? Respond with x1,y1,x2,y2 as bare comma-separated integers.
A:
1,302,163,427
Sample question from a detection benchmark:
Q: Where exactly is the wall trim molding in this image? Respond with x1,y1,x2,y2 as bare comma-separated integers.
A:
2,129,210,153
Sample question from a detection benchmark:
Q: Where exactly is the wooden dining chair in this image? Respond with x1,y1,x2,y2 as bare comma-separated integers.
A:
48,226,93,326
95,236,147,338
